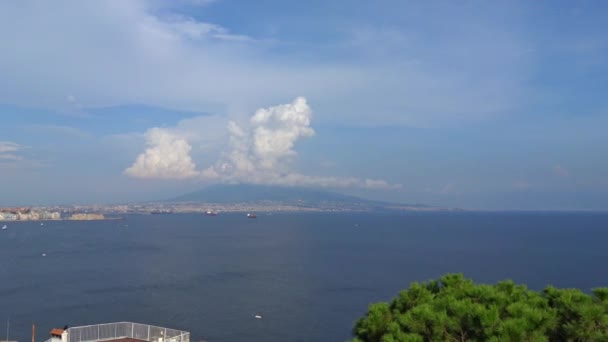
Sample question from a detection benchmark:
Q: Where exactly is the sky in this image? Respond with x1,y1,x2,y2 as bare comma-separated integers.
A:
0,0,607,210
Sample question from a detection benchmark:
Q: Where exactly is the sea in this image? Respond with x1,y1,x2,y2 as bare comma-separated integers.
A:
1,212,608,342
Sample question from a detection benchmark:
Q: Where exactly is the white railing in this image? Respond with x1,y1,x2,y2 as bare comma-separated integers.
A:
66,322,189,342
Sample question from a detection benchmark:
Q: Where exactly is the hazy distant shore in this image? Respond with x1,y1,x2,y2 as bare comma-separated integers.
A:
3,203,459,216
1,217,123,222
0,212,125,222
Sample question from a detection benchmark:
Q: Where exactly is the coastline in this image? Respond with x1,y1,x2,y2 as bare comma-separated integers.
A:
0,217,123,222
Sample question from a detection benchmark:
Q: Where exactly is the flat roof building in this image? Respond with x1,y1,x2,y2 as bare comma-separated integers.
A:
46,323,189,342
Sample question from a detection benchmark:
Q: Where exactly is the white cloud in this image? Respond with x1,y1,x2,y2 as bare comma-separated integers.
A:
166,16,254,42
0,1,362,121
124,128,200,179
202,97,315,181
217,96,315,174
0,141,20,153
126,97,399,189
0,154,22,161
0,141,44,168
0,1,532,127
217,172,398,190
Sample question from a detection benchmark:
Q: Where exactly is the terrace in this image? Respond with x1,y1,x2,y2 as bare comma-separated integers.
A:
45,322,189,342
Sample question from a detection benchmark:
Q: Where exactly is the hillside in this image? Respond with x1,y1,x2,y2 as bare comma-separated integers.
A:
167,184,437,211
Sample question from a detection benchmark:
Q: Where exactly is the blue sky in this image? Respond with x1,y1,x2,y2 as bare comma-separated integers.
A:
0,0,607,210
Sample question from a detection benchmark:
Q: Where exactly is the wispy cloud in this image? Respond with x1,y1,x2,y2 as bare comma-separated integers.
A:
0,1,534,127
166,16,255,42
0,154,22,161
0,141,20,153
0,141,44,168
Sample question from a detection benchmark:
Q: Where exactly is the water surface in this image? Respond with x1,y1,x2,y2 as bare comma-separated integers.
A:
1,212,607,341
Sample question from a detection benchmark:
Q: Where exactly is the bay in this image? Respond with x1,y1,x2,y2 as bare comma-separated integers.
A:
1,212,607,342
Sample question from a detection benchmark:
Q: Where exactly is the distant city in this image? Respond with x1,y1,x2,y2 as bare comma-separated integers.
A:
0,184,462,221
0,207,105,221
0,208,61,221
0,200,455,222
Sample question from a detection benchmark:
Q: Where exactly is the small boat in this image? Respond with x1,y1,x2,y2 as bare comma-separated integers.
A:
42,253,47,257
1,224,7,230
41,222,44,226
247,213,257,218
205,211,218,216
254,314,262,319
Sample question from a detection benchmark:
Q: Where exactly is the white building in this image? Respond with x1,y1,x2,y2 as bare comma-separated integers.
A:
2,213,17,220
46,322,190,342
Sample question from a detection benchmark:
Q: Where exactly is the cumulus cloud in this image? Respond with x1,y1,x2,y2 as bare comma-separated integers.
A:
124,128,200,179
201,97,396,189
126,97,399,189
205,97,314,176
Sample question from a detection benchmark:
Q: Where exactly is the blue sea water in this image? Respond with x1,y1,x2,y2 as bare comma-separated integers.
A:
1,212,608,342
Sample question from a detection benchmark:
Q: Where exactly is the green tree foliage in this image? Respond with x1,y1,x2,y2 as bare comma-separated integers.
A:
352,274,608,342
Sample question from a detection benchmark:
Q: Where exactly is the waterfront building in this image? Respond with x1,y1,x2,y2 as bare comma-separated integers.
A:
2,213,17,220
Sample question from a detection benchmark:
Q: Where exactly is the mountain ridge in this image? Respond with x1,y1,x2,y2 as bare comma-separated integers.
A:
165,184,436,211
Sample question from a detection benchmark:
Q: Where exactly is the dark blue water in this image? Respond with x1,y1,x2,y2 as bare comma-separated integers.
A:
1,212,608,342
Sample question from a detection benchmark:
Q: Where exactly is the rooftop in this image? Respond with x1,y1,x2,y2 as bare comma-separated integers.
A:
50,329,64,336
46,322,189,342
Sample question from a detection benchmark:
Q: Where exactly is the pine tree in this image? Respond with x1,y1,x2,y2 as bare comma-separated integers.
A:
352,274,608,342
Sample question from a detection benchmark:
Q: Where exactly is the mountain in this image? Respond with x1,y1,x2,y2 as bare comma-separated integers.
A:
170,184,369,203
166,184,438,211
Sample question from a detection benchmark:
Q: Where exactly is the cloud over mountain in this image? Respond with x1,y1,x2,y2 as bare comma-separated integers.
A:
202,97,314,178
126,97,398,189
